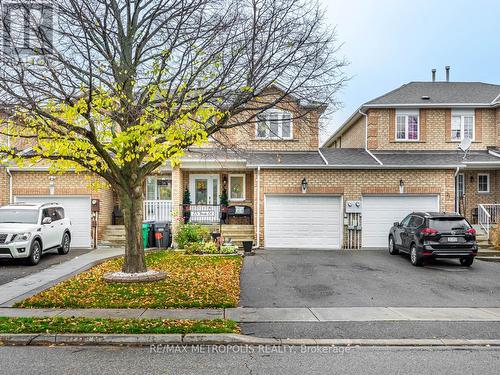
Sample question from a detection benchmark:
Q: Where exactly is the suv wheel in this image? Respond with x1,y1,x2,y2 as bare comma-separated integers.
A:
460,257,474,267
27,240,42,266
58,233,71,255
410,244,424,267
388,236,399,255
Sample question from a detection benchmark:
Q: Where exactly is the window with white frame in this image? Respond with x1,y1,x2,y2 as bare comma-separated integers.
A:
451,110,475,141
395,110,419,141
229,174,245,201
477,173,490,193
256,110,292,140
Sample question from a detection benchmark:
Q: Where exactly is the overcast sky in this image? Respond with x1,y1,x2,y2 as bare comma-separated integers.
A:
319,0,500,144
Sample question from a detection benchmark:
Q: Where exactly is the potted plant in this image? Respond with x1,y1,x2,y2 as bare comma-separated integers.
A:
220,189,229,224
242,240,253,254
182,188,191,224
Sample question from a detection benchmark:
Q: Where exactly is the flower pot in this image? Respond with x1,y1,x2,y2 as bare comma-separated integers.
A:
242,241,253,253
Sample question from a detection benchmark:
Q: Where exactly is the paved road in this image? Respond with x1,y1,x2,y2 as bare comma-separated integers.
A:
0,248,92,286
0,346,499,374
241,321,500,339
240,249,500,307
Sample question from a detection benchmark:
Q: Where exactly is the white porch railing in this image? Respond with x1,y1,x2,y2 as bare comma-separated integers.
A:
478,204,500,239
143,200,173,222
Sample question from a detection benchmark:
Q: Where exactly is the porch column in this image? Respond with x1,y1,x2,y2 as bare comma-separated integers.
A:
171,166,184,246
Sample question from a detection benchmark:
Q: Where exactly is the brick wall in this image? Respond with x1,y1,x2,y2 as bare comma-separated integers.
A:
366,108,497,150
10,171,113,241
338,116,365,148
0,167,9,206
462,170,500,222
255,168,455,246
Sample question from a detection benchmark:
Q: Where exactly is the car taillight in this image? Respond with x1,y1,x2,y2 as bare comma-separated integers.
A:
421,228,439,236
466,228,476,235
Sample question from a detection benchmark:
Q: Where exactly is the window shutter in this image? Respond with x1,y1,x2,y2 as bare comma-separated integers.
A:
445,109,451,142
419,109,426,142
388,109,395,141
475,109,482,142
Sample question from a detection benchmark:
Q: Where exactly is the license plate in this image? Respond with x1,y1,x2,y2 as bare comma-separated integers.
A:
448,237,458,242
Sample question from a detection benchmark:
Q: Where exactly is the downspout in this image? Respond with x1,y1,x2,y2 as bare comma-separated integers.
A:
359,109,383,165
6,167,13,204
454,166,461,213
255,166,261,249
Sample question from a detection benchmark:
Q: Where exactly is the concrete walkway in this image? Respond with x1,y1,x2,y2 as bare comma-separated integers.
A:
0,247,124,306
2,307,500,322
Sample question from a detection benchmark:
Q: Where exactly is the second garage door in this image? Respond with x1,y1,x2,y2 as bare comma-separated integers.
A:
15,195,92,248
362,195,439,248
264,195,342,249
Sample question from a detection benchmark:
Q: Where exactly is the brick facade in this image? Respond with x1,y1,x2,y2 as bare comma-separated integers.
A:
366,108,498,151
255,168,455,246
7,171,113,241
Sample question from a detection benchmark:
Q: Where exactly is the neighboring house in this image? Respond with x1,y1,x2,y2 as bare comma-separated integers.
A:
2,75,500,250
323,75,500,246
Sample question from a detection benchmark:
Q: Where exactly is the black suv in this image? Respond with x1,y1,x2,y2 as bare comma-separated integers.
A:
388,212,478,267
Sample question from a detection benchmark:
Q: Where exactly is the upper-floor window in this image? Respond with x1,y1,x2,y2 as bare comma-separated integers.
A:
256,110,292,140
451,110,475,141
395,110,419,141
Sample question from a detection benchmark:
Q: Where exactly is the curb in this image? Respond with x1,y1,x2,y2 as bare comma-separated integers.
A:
1,334,500,347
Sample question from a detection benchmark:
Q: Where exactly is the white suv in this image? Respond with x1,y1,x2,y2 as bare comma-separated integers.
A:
0,203,72,265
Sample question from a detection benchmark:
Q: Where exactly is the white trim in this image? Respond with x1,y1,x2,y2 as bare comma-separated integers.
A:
228,174,246,201
255,109,294,140
477,173,490,193
317,149,329,165
488,149,500,159
395,110,420,141
256,166,261,248
365,150,383,165
492,92,500,105
189,174,220,205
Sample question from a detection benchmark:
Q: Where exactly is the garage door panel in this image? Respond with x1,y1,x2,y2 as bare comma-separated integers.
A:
265,195,341,249
14,196,92,248
362,195,439,248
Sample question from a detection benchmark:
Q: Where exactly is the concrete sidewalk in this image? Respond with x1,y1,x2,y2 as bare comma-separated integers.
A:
0,247,125,306
2,307,500,322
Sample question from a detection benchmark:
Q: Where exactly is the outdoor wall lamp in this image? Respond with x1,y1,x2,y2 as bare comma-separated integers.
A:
301,177,308,194
49,175,55,195
470,175,474,183
399,179,404,194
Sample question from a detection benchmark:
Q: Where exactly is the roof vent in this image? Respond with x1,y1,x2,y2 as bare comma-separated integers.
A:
421,95,430,100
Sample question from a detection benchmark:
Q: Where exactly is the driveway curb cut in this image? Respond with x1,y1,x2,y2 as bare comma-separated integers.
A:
1,334,500,347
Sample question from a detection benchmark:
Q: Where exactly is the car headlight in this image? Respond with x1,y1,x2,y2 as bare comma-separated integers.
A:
13,233,32,242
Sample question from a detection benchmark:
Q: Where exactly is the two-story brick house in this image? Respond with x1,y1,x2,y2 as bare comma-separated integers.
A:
3,79,500,250
323,79,500,246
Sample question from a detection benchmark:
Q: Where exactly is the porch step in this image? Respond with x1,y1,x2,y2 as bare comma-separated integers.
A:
100,225,127,246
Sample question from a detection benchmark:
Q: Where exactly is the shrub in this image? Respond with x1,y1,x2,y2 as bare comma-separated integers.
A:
491,226,500,249
184,242,204,254
174,224,211,248
220,244,239,254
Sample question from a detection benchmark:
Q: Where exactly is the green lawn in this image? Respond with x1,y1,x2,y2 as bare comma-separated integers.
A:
0,317,238,334
16,251,242,309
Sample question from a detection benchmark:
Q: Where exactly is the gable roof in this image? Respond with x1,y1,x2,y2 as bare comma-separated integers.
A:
366,82,500,106
323,81,500,147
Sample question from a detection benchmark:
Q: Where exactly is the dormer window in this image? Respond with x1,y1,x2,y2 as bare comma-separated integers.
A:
451,109,475,141
256,110,293,140
395,109,419,141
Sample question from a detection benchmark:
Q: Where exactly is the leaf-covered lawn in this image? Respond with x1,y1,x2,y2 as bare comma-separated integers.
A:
16,251,242,309
0,317,238,334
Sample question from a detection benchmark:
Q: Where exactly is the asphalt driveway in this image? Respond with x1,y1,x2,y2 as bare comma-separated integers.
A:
240,249,500,307
0,248,92,286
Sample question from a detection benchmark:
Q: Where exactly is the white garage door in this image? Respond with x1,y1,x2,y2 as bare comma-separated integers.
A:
15,196,92,248
264,195,342,249
362,195,439,248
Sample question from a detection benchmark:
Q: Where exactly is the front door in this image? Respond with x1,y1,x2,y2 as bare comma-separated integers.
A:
189,174,219,205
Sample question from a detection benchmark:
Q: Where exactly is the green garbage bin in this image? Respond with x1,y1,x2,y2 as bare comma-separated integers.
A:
142,223,149,249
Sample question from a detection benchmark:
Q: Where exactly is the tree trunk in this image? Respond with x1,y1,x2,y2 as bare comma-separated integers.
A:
120,189,147,274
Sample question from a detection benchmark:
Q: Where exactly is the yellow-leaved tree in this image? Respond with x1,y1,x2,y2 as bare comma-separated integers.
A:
0,0,345,276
